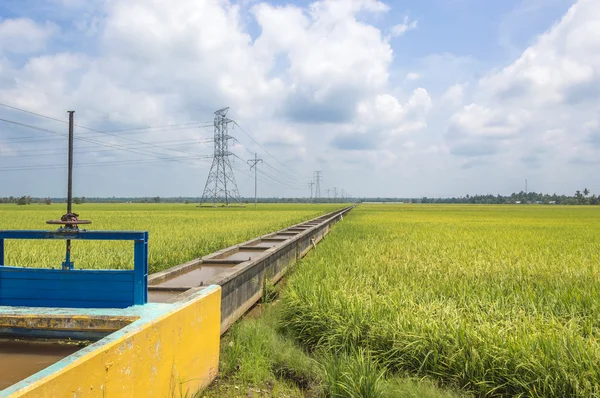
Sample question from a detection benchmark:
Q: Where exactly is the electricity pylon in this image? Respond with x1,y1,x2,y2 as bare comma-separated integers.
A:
199,107,242,206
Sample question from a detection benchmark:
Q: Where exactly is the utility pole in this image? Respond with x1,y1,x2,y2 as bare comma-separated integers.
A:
525,178,528,194
46,110,91,270
308,181,315,203
247,153,263,209
326,188,331,203
199,107,242,206
66,111,74,216
341,189,345,201
65,111,75,269
314,171,322,200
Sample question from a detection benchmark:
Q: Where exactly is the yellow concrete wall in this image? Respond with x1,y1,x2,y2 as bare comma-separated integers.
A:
9,287,221,398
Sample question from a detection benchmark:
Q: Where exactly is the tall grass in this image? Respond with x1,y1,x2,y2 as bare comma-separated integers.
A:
280,205,600,397
0,203,342,273
211,304,466,397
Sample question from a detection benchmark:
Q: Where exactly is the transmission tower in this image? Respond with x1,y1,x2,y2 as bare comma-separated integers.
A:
314,171,322,199
308,181,315,203
326,188,331,203
333,187,338,202
199,107,242,206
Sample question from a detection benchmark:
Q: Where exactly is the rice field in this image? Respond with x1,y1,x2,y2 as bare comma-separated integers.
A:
0,203,343,273
279,204,600,397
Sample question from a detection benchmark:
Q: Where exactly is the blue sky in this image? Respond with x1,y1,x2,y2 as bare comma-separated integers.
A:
1,0,598,199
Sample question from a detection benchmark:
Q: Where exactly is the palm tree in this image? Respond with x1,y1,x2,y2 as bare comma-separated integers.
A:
584,188,590,197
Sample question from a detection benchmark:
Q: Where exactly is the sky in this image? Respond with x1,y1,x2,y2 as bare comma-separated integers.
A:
0,0,598,199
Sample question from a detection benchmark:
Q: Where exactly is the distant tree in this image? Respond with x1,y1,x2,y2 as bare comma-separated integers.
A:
153,196,161,203
583,188,590,197
44,198,52,205
73,197,82,205
184,200,190,204
81,196,87,204
16,196,28,205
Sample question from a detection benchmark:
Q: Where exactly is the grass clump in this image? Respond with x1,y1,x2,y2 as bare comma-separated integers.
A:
212,306,321,396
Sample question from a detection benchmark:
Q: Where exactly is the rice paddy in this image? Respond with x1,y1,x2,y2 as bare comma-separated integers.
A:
277,204,600,397
0,203,343,273
4,202,599,396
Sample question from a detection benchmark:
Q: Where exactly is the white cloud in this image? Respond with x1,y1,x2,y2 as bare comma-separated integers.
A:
355,89,432,137
390,16,418,38
0,18,57,54
0,0,424,197
3,0,598,198
442,83,468,105
445,0,600,169
253,0,393,122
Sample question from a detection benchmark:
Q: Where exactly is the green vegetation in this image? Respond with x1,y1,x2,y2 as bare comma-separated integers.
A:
206,302,466,398
279,205,600,397
0,203,342,273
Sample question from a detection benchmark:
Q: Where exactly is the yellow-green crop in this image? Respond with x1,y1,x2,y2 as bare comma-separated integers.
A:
0,203,343,273
280,204,600,397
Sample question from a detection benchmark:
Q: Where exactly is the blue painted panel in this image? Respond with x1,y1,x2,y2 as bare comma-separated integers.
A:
0,267,134,282
0,229,148,308
133,233,149,305
0,288,133,302
1,278,133,292
0,268,134,307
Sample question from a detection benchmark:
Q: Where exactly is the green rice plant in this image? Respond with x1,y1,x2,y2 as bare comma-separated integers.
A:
279,204,600,397
0,203,343,273
321,349,386,398
216,306,320,392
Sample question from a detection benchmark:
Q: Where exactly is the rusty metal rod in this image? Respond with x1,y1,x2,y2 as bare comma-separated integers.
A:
67,111,74,214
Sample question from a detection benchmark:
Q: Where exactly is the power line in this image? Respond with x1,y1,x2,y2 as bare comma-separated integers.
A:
0,155,212,172
0,117,208,165
100,122,213,133
0,102,212,157
227,129,309,185
258,169,298,189
231,137,306,184
262,160,307,184
1,139,213,158
0,101,213,149
232,120,304,177
0,102,68,125
1,125,214,143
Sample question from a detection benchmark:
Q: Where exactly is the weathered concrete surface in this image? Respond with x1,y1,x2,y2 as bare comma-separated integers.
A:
158,206,354,334
1,286,221,398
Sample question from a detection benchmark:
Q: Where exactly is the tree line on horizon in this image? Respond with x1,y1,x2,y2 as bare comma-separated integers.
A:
0,189,598,205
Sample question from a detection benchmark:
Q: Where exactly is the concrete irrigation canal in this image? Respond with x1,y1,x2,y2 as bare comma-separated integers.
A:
0,206,353,397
